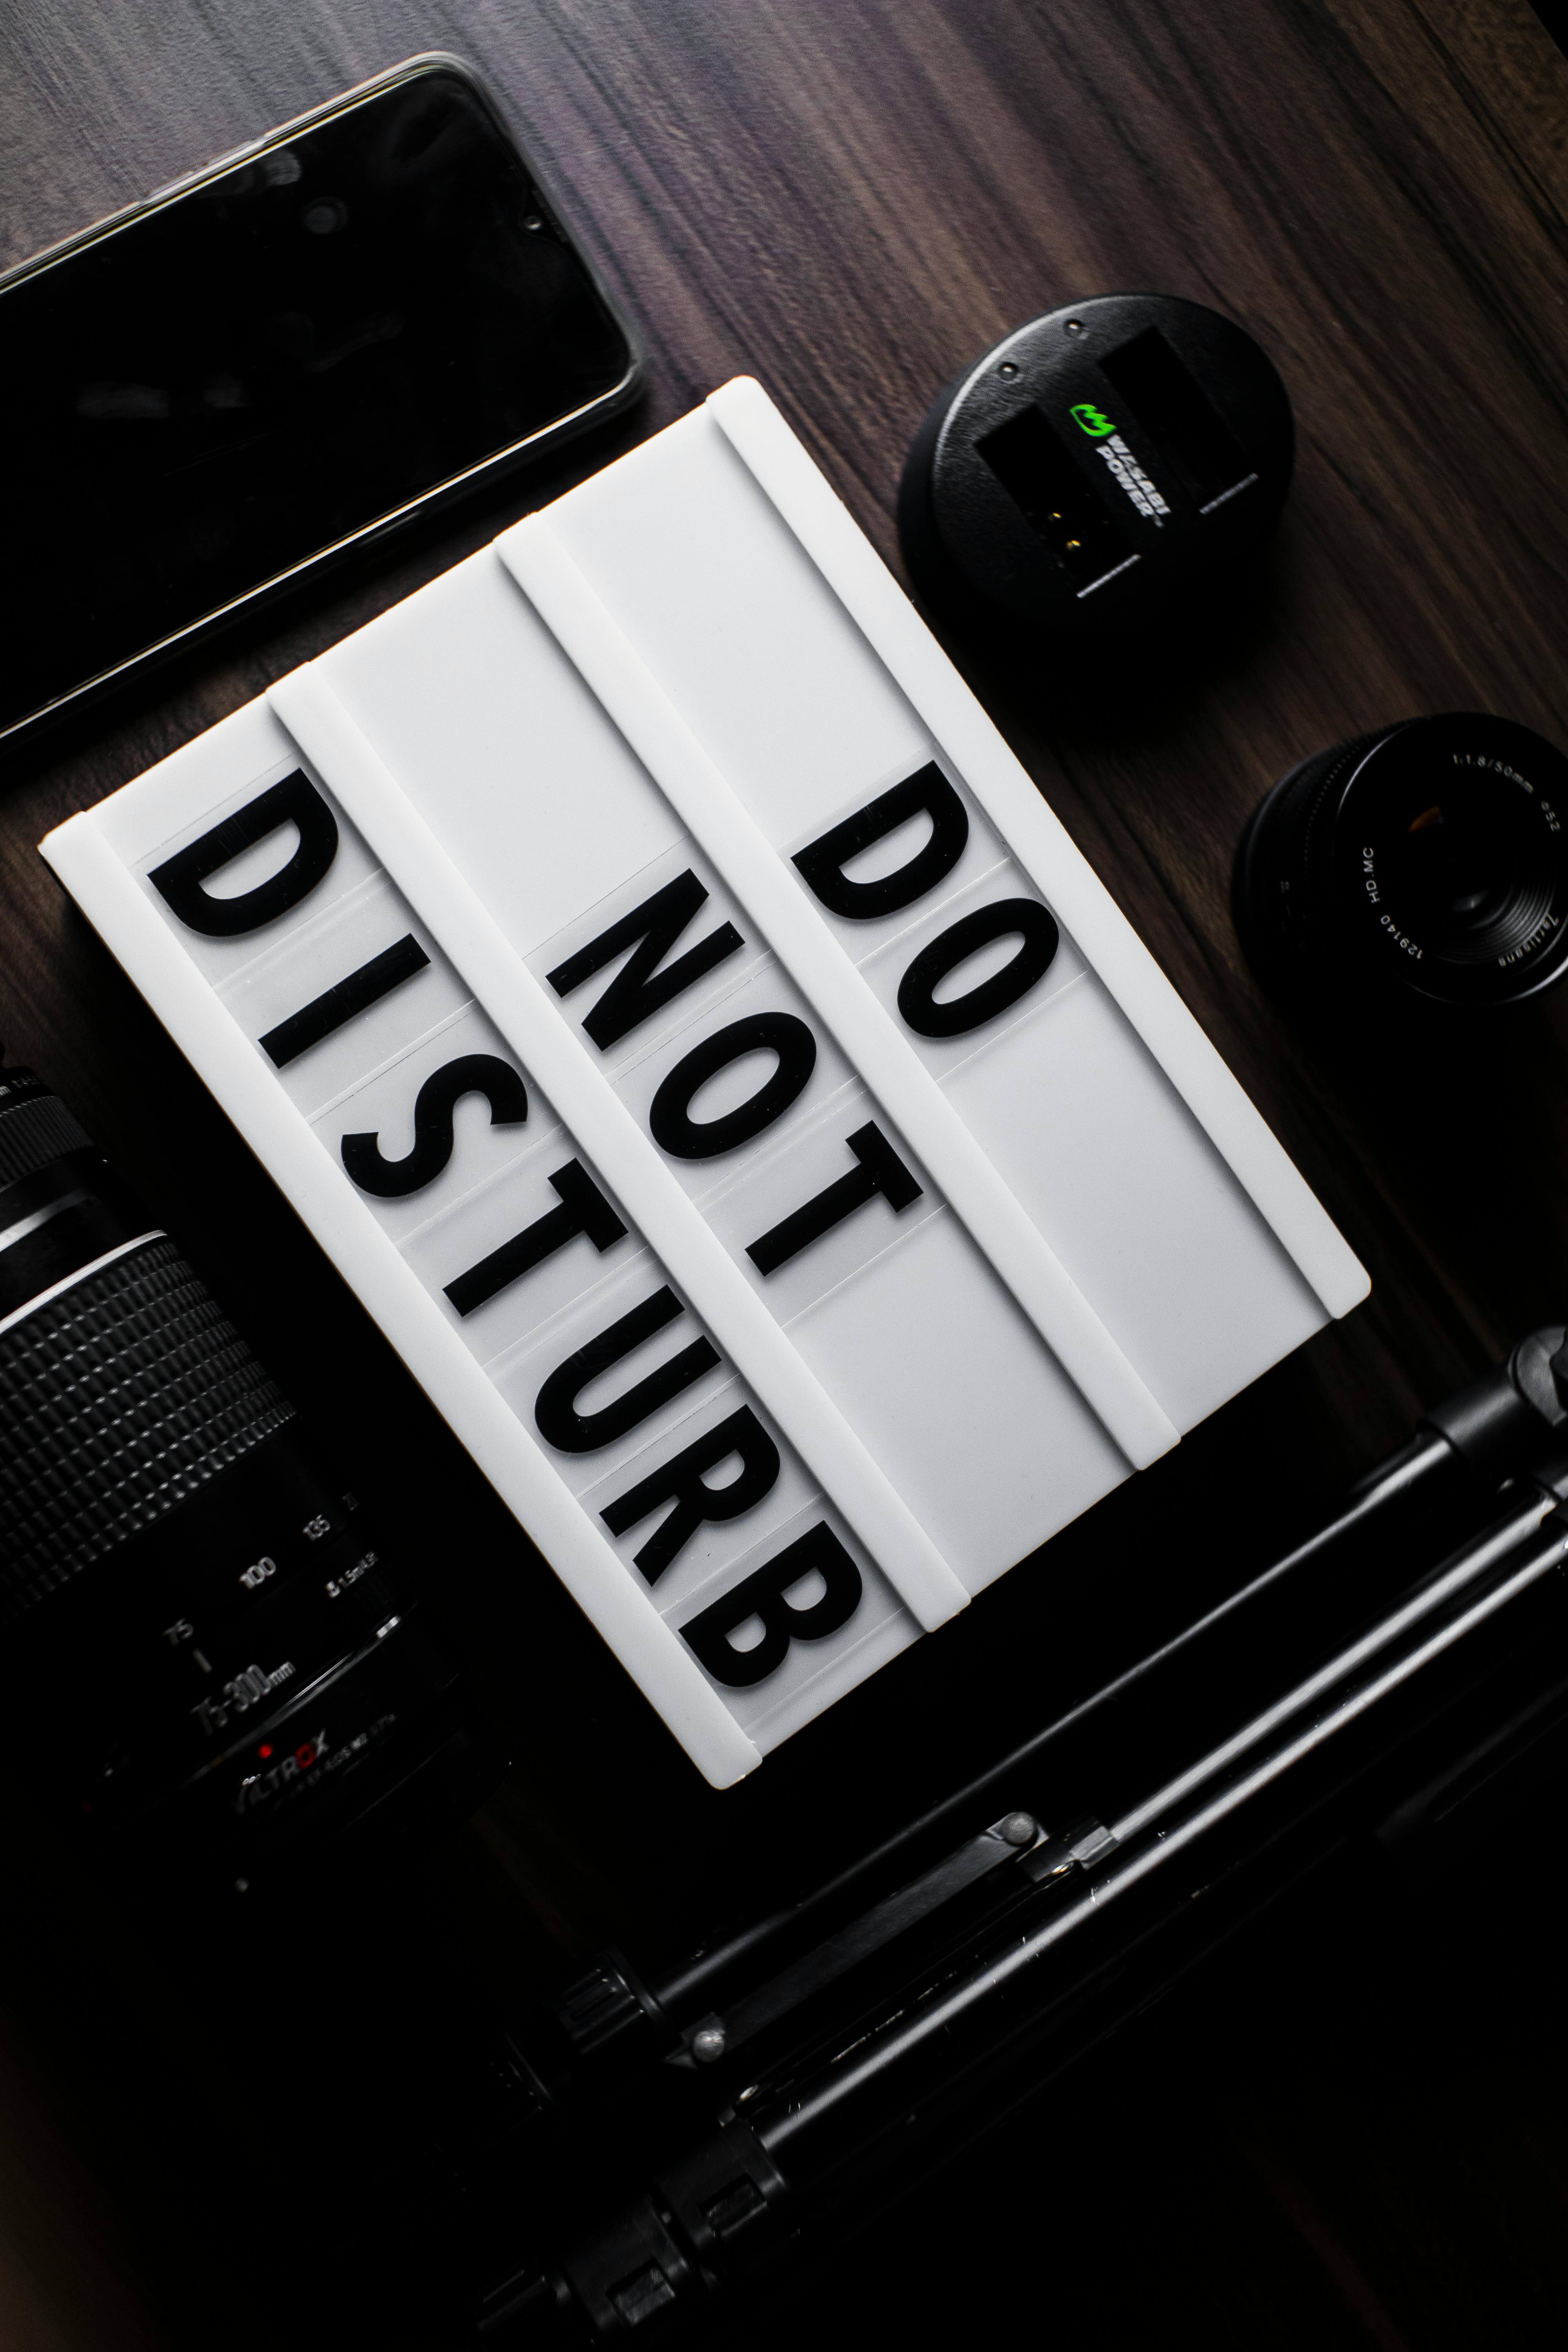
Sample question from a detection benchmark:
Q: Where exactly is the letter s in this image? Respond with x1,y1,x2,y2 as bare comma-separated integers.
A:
341,1055,529,1199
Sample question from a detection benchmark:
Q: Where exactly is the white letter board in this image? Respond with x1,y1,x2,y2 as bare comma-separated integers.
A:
41,378,1367,1787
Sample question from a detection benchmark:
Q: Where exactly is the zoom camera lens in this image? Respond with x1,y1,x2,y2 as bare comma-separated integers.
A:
1234,713,1568,1010
0,1063,494,1890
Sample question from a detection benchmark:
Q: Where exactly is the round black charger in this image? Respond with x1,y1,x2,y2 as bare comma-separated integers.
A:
898,293,1294,639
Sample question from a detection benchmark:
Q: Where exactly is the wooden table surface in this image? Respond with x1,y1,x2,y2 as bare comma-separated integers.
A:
4,4,1568,2346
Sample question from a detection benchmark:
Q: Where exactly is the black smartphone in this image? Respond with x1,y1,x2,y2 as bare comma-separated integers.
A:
0,54,640,754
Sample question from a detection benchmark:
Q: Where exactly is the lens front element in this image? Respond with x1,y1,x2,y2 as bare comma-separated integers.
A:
1236,715,1568,1009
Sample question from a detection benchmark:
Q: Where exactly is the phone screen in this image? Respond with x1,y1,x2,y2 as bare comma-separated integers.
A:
0,65,635,741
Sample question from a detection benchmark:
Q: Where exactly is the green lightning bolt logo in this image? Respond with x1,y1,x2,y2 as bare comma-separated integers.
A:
1070,402,1115,437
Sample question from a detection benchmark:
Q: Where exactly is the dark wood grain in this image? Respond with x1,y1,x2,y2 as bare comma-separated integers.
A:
3,3,1568,2345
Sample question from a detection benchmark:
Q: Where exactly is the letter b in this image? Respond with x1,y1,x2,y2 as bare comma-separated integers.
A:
679,1523,862,1688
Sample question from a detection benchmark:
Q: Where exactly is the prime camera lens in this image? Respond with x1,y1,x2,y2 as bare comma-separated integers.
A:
1234,713,1568,1009
0,1064,494,1889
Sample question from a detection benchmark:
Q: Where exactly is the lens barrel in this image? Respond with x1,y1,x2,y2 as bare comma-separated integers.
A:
1234,714,1568,1010
0,1066,495,1888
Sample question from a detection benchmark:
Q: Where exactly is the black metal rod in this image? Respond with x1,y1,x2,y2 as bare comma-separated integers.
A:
760,1496,1568,2172
1107,1484,1553,1844
651,1425,1463,2019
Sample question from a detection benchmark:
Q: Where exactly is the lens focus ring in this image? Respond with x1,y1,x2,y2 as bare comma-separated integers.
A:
0,1238,292,1622
0,1090,93,1187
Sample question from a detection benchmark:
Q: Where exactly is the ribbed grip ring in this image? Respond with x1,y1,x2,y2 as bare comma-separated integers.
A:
556,1953,660,2063
0,1238,293,1623
0,1093,93,1187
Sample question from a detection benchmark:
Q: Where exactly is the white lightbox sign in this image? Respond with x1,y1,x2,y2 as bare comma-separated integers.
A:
42,379,1367,1786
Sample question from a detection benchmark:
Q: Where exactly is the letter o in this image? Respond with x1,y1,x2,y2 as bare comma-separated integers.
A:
649,1014,817,1160
896,898,1059,1040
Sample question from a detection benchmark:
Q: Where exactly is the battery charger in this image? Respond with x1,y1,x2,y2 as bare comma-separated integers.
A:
897,292,1294,639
